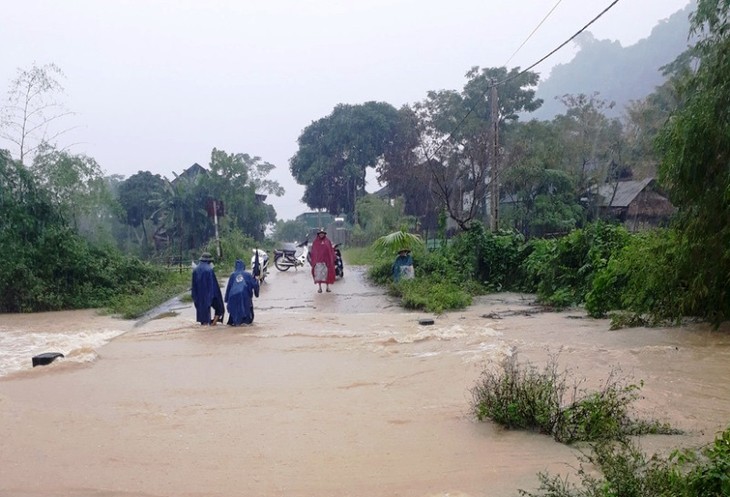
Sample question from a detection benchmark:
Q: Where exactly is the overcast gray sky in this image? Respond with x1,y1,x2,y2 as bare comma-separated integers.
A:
1,0,690,220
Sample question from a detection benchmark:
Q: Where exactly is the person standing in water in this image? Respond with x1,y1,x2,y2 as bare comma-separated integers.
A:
224,259,259,325
191,252,224,325
310,227,336,293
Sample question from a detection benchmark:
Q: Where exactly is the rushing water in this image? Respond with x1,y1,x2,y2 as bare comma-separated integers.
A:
0,266,728,497
0,309,135,377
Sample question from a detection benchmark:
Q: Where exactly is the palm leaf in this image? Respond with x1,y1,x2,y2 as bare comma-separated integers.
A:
372,230,423,254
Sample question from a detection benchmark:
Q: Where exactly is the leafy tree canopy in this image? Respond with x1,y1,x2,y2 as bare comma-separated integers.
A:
656,0,730,325
290,101,405,219
118,171,167,227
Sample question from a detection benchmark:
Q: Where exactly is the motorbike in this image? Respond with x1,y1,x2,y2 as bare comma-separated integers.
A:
250,248,269,283
273,239,309,271
334,243,344,278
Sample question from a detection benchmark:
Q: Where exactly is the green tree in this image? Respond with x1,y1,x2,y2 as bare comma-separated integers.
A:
30,143,114,236
117,171,167,252
551,92,625,191
656,0,730,325
374,106,434,226
623,76,683,178
500,120,583,237
290,101,404,220
206,148,281,240
153,173,212,258
410,66,543,230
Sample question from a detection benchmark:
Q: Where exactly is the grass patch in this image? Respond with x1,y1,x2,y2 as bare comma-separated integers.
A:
342,246,381,266
104,269,191,319
470,352,678,444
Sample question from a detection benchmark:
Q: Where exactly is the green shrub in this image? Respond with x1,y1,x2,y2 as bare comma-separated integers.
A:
471,354,676,444
521,222,631,309
471,354,565,434
449,223,527,291
586,229,686,327
105,270,191,319
520,426,730,497
395,278,472,314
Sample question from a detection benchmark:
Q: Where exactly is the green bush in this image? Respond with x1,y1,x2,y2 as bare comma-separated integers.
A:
105,270,191,319
520,426,730,497
586,229,688,327
395,278,472,314
521,222,631,308
471,354,676,444
471,354,565,434
449,223,527,291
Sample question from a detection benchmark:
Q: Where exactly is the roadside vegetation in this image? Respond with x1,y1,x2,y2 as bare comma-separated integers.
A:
520,426,730,497
103,270,191,319
470,353,677,444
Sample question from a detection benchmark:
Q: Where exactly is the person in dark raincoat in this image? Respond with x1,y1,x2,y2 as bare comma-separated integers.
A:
392,249,414,282
310,227,336,293
191,252,225,325
224,259,260,325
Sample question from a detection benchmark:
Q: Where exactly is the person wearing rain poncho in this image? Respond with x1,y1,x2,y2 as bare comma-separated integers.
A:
392,248,414,282
224,259,260,325
191,252,225,325
310,227,336,293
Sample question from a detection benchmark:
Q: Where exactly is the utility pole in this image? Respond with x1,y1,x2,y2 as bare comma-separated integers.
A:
489,81,500,231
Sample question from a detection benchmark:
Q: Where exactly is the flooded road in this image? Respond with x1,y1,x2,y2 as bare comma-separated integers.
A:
0,265,729,497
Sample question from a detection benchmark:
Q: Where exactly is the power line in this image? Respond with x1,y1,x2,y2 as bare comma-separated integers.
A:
427,0,623,160
504,0,564,68
496,0,622,88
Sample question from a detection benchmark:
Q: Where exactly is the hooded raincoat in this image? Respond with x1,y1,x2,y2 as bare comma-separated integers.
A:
310,233,336,285
191,259,224,325
224,259,260,325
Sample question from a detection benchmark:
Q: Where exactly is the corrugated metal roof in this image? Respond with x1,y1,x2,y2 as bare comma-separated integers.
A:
596,178,654,207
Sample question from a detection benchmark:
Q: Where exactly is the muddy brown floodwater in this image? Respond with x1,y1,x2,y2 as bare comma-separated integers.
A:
1,265,729,497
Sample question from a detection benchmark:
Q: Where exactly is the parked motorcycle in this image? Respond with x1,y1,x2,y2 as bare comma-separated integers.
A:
250,248,269,283
273,239,309,271
334,243,344,278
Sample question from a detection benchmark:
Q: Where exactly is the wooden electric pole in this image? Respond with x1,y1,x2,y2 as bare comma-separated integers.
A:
489,81,500,231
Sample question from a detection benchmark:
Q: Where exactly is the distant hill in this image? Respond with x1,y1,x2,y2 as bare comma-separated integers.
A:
530,2,695,120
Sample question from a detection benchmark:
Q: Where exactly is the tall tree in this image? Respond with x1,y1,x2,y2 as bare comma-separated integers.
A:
30,143,112,233
657,0,730,325
206,148,281,240
0,63,74,164
117,171,167,250
410,66,542,231
551,92,624,190
290,101,403,220
500,120,583,237
153,173,212,257
375,106,435,228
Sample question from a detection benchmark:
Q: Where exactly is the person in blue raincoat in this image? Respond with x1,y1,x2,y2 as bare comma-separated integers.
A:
392,248,414,282
224,259,260,326
191,252,225,325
